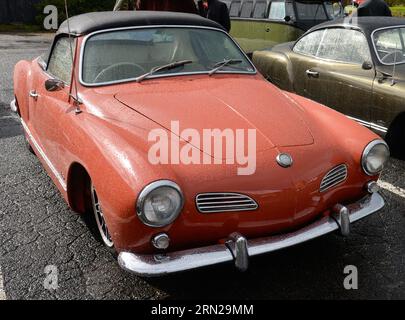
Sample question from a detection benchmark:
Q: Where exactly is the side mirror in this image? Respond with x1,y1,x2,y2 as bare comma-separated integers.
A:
284,15,291,22
362,61,373,70
45,78,65,92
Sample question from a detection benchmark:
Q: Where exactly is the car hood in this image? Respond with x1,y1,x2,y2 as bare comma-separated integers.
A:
114,76,314,156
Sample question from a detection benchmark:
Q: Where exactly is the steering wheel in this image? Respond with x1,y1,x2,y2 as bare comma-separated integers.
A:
381,50,403,63
94,62,146,83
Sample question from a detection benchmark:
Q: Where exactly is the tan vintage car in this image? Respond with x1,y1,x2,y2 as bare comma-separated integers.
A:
253,17,405,158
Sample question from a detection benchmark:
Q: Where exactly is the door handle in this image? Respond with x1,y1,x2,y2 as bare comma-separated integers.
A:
265,27,270,32
29,90,39,100
306,69,319,78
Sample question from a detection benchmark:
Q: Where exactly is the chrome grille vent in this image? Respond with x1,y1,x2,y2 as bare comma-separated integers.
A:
320,164,348,192
196,193,258,213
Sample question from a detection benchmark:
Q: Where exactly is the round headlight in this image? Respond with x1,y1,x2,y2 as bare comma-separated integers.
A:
361,140,390,176
136,180,184,227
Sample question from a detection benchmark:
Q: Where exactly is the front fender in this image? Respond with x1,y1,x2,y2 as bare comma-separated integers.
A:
284,91,382,170
63,109,181,252
253,50,293,91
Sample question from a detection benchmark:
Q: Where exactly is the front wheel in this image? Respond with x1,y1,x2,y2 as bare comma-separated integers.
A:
90,183,115,250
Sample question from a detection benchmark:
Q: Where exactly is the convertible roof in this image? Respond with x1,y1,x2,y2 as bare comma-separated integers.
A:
57,11,223,36
310,17,405,35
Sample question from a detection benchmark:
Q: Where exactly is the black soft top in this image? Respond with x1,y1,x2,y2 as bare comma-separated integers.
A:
57,11,223,36
309,16,405,35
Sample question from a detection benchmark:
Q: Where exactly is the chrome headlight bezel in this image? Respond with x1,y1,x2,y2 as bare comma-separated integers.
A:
361,140,390,176
136,180,184,228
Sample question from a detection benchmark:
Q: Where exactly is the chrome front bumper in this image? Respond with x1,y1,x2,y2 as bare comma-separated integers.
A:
118,192,384,277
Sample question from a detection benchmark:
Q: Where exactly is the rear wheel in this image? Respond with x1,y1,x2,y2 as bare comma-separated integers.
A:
90,183,115,249
24,135,35,155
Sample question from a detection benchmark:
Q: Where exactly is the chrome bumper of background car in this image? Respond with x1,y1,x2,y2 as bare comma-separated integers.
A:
118,192,384,277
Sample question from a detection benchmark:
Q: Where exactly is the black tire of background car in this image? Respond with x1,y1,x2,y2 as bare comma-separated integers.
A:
384,114,405,160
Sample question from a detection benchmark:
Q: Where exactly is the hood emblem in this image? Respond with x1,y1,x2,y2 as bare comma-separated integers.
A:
276,153,293,168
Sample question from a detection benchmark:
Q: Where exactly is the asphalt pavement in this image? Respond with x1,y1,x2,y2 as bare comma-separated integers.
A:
1,33,405,300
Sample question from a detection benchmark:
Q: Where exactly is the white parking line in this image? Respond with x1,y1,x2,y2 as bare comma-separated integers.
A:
379,180,405,198
0,116,15,120
0,266,6,300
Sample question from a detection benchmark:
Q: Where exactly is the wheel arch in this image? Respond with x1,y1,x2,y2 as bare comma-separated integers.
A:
66,162,92,214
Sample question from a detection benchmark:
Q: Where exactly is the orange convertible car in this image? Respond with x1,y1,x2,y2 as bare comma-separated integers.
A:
12,11,388,276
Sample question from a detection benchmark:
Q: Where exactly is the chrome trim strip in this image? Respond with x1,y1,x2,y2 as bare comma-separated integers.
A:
371,25,405,66
347,116,388,133
196,192,258,213
20,119,67,191
320,164,348,193
79,25,257,87
118,192,384,277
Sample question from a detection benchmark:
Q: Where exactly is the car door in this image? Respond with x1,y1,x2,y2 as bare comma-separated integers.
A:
290,29,328,104
315,28,375,123
28,36,76,187
372,26,405,134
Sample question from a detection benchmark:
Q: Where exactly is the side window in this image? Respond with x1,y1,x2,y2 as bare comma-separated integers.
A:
269,1,286,20
240,1,254,18
253,1,268,18
229,1,241,17
293,29,325,56
317,28,371,64
295,1,327,20
47,37,76,84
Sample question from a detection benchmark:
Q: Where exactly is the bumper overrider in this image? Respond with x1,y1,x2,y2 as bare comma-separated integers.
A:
119,190,384,277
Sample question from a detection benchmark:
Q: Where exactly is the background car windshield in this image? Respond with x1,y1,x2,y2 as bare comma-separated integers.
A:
373,27,405,64
295,1,327,20
82,27,254,84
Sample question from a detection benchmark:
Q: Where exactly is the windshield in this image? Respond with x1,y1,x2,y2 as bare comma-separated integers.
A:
324,1,343,19
295,1,328,20
373,27,405,65
81,27,255,85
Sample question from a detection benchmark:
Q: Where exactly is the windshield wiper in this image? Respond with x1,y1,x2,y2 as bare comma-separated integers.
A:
135,60,193,83
208,59,243,76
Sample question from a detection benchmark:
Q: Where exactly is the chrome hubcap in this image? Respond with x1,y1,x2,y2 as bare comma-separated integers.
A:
91,184,114,248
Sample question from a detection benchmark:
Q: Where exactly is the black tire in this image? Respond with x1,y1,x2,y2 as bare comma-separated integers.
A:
83,182,117,257
24,135,35,155
385,116,405,160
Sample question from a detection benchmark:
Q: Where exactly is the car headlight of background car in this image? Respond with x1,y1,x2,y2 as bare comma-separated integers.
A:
362,140,390,176
136,180,184,227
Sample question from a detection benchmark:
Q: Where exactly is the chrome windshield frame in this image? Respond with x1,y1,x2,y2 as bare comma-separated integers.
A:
79,25,257,87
